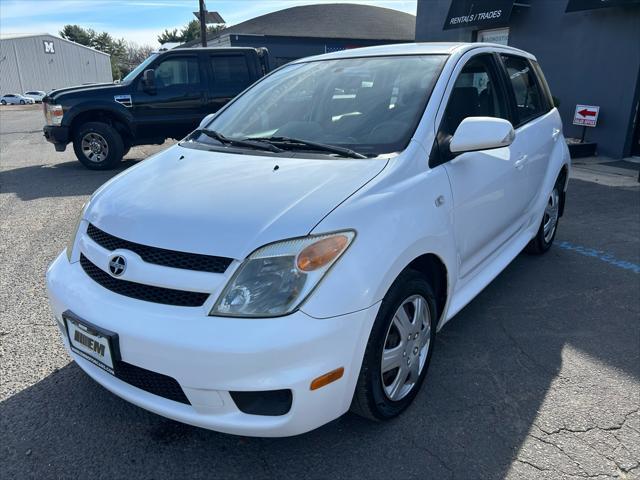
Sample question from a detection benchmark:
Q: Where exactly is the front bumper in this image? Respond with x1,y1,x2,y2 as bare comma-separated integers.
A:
43,125,70,151
46,252,378,437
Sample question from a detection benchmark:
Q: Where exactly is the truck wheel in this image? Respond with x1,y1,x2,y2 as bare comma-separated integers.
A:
73,122,124,170
122,138,132,158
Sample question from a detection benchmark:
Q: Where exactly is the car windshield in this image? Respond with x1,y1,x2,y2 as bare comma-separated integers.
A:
121,53,159,83
204,55,447,157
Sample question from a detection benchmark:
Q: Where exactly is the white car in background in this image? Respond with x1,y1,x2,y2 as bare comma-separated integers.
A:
0,93,35,105
47,43,570,437
23,90,46,103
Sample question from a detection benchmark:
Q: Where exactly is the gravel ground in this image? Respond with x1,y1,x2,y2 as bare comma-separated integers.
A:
1,105,639,480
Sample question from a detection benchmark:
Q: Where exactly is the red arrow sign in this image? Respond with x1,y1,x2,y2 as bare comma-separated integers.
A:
578,108,597,117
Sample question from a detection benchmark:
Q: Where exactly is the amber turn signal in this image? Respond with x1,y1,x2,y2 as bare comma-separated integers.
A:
310,367,345,390
297,235,349,272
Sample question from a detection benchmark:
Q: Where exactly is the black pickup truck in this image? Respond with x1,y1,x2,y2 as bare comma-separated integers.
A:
43,47,269,169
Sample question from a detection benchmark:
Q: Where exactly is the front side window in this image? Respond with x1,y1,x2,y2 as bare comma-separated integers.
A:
153,57,200,89
204,55,447,157
501,55,545,125
441,54,508,136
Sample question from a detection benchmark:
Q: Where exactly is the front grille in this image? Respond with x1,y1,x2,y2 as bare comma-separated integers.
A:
115,361,190,405
87,223,232,274
80,254,209,307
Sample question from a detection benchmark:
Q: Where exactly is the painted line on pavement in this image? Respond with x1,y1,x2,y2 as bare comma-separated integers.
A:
558,241,640,274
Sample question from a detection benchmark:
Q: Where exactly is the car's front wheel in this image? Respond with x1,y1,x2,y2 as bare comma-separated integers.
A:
351,270,437,420
19,100,25,104
0,100,6,105
73,122,124,170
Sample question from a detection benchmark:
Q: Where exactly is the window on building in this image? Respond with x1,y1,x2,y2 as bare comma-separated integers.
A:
477,28,510,45
153,57,200,89
501,55,546,125
210,55,251,97
441,54,508,135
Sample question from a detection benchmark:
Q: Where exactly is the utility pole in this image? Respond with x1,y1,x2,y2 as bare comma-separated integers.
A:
199,0,207,47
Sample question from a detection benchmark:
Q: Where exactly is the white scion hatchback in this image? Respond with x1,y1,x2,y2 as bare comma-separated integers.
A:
47,43,570,437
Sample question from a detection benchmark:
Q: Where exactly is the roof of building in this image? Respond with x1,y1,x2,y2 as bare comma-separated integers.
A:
0,33,111,56
183,3,415,47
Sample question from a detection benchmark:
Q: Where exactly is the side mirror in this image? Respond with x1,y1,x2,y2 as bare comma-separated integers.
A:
449,117,515,154
142,69,156,91
198,113,216,129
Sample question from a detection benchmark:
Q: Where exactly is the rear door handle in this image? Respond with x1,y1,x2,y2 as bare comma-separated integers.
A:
514,155,527,170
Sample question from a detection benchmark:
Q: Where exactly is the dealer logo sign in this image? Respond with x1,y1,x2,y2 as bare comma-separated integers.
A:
43,40,55,54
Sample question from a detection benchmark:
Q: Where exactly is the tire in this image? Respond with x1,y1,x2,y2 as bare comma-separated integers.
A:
0,100,6,105
73,122,124,170
122,138,132,158
351,270,438,421
20,100,25,104
525,177,563,254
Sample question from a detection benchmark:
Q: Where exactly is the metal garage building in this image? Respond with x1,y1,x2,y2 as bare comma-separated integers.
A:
0,33,112,94
181,3,416,69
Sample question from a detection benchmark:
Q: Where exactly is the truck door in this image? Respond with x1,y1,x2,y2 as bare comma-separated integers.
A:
131,54,206,140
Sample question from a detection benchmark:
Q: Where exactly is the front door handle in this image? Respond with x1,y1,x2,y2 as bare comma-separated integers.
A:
514,155,527,170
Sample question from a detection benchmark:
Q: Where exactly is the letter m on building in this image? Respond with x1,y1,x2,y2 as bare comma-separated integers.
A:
43,41,55,54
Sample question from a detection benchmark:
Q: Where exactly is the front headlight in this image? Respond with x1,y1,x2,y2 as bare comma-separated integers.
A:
45,104,64,126
211,231,355,317
66,203,87,262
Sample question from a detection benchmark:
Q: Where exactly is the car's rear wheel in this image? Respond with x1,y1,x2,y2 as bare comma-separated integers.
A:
351,270,437,421
525,180,562,254
73,122,124,170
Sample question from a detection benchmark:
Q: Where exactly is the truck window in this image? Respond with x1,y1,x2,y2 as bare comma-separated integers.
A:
154,56,200,89
210,55,251,97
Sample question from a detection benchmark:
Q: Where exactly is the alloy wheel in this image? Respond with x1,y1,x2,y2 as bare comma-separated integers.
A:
543,187,560,243
81,132,110,163
381,294,432,401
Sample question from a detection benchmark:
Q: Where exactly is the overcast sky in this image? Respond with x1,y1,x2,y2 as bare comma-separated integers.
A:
0,0,417,47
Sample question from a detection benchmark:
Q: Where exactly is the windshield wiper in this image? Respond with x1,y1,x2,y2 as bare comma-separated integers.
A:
248,136,367,159
190,129,283,153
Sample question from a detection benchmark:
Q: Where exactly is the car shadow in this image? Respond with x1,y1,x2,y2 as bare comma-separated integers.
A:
2,224,638,480
0,159,141,201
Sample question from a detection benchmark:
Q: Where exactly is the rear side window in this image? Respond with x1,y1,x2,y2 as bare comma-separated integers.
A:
210,55,252,97
531,60,554,110
501,55,546,125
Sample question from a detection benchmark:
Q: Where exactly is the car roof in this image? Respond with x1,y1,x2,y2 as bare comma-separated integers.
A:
290,42,535,64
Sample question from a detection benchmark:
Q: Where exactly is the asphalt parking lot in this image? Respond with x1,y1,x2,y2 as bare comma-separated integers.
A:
1,104,639,480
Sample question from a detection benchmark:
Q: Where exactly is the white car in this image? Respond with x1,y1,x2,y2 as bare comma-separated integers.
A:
23,90,46,103
0,93,35,105
46,43,570,437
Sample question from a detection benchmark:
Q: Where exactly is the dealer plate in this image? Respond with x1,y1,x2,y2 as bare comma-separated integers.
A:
64,312,119,375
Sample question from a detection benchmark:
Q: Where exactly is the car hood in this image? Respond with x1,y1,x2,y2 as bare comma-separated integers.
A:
87,145,388,260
